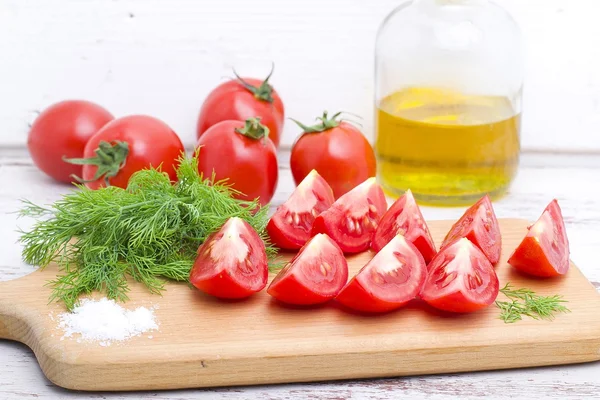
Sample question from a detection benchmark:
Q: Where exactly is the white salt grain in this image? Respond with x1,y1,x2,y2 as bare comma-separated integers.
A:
57,298,158,346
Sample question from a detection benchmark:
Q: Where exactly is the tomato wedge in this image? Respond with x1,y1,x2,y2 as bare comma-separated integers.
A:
267,170,335,250
371,189,436,263
421,238,499,313
189,217,268,299
507,199,570,277
440,194,501,265
311,178,387,253
267,234,348,305
336,235,426,313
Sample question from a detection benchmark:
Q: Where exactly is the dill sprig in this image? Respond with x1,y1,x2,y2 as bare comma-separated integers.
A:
18,153,279,310
495,283,570,323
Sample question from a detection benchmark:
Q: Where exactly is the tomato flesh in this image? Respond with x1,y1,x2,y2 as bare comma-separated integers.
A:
440,194,501,265
421,238,499,313
508,199,570,277
311,178,387,254
189,217,268,299
267,170,334,250
267,234,348,305
371,189,436,263
336,235,426,313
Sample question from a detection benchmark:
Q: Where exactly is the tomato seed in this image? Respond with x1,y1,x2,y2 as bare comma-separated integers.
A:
347,217,356,233
362,216,371,228
286,214,293,224
466,274,480,290
311,209,318,217
320,264,328,276
369,204,378,214
436,271,457,288
323,262,332,272
355,223,363,235
474,271,483,285
372,272,385,285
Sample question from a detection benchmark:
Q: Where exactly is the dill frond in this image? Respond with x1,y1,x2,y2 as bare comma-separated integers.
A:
19,154,279,310
495,283,570,323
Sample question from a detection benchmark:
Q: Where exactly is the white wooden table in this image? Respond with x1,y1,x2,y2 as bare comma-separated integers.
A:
1,148,599,399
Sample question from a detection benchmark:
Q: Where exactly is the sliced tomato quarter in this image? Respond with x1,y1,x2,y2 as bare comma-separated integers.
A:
267,169,335,250
311,177,387,254
440,194,501,265
189,217,268,299
507,199,570,277
371,189,436,263
420,238,499,313
267,233,348,305
336,234,427,313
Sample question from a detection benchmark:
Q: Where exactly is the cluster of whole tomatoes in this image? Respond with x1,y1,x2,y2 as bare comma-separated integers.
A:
190,170,570,314
26,67,376,205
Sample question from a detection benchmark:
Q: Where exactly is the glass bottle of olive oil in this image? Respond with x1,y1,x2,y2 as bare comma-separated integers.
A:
374,0,524,206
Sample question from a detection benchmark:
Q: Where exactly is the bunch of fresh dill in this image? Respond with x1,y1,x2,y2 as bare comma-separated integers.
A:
19,154,277,310
495,283,570,323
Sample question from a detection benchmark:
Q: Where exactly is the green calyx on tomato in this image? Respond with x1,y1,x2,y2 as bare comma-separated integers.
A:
233,64,276,103
64,140,129,186
290,111,342,134
235,117,271,142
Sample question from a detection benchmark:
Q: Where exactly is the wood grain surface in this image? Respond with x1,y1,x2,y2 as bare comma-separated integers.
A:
1,218,599,392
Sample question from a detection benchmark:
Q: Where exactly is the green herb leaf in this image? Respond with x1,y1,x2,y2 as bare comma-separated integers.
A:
19,152,279,310
495,283,570,323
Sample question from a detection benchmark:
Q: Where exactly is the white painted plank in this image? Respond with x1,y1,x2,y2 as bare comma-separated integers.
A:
1,0,600,151
1,150,599,399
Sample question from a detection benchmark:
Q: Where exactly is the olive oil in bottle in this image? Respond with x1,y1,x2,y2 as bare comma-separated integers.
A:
375,87,521,206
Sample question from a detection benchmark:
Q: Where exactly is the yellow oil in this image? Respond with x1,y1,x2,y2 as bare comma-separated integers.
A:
375,87,521,206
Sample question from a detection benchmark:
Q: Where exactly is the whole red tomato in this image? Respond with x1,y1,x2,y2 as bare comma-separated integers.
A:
65,115,185,189
27,100,114,183
197,67,285,147
195,118,278,206
290,111,377,199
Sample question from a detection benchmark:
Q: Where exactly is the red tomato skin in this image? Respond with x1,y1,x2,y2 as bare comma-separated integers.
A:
290,122,377,199
196,120,278,206
507,237,563,278
81,115,184,190
311,178,387,254
336,278,407,313
27,100,114,183
440,194,501,265
266,222,302,250
507,200,570,277
371,190,437,263
267,274,335,306
197,78,285,147
266,170,335,250
424,291,490,313
190,270,259,299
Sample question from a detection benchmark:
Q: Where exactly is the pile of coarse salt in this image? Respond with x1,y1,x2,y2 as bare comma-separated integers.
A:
57,298,159,347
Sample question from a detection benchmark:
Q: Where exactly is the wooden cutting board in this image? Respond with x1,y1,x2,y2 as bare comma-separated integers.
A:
1,219,600,392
